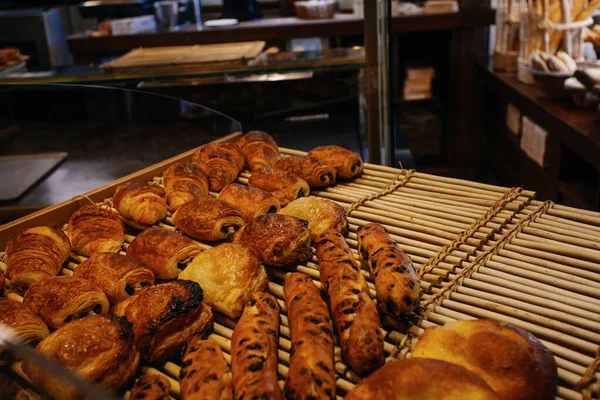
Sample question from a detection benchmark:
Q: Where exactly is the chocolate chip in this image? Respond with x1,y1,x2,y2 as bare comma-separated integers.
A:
248,362,264,372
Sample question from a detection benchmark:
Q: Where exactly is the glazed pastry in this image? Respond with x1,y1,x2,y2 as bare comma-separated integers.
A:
67,205,124,256
163,162,209,211
126,227,201,280
23,276,110,330
0,298,49,345
217,183,280,221
274,156,336,187
307,145,363,179
73,253,155,303
180,336,233,400
5,226,71,290
357,223,420,318
113,181,167,226
283,273,335,400
232,214,312,267
172,197,246,242
22,314,139,400
0,372,37,400
231,292,282,400
236,131,280,171
278,196,347,239
130,375,171,400
314,231,384,376
192,143,244,192
178,243,268,318
112,280,213,364
248,167,310,207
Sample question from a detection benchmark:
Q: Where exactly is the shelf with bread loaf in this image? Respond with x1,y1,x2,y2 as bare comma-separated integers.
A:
1,131,600,399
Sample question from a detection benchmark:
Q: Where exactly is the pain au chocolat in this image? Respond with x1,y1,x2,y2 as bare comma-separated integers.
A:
307,145,364,179
248,167,310,207
218,183,280,222
0,297,49,346
274,156,336,187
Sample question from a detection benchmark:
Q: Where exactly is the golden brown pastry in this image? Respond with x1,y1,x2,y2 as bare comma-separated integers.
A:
22,314,139,400
0,298,49,345
217,183,280,221
314,231,384,376
283,273,335,400
180,336,233,400
23,276,110,330
236,130,280,171
178,243,268,318
274,156,336,187
163,162,209,211
278,196,347,239
0,271,4,296
113,181,167,226
126,227,201,280
67,205,124,256
307,145,364,179
192,143,245,192
5,226,71,291
73,253,155,303
357,223,419,318
231,292,282,400
232,214,312,267
0,372,37,400
130,375,171,400
411,319,558,400
344,358,500,400
112,280,213,364
172,197,246,242
248,167,310,207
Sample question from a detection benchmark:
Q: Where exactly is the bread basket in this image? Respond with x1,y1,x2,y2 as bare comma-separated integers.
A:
294,0,336,19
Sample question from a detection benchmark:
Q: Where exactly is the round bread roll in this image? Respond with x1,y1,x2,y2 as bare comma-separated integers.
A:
344,358,499,400
411,319,557,400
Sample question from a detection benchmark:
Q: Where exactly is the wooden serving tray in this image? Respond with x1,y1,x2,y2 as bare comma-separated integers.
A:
1,133,600,399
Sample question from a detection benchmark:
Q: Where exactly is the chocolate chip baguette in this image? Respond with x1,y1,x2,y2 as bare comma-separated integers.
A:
283,273,336,400
314,231,385,376
130,375,171,400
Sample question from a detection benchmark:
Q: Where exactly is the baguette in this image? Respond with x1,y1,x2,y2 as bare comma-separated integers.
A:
314,231,384,376
283,273,335,400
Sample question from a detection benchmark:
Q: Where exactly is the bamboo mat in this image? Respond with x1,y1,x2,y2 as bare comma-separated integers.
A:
2,146,600,400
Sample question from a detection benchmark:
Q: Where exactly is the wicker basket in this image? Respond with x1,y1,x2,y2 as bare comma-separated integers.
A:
294,0,337,19
493,0,520,72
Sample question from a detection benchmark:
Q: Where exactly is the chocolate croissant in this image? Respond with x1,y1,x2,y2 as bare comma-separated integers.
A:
73,253,155,303
163,162,209,211
248,167,310,207
113,182,167,226
232,214,312,267
5,226,71,291
307,145,364,179
274,156,336,187
278,196,348,239
112,280,213,364
130,375,171,400
0,298,49,345
172,197,246,242
22,314,139,400
23,276,110,330
236,130,280,171
126,227,201,280
217,183,280,221
192,143,245,192
68,205,124,256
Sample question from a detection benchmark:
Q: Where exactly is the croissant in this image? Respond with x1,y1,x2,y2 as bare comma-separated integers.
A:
130,375,171,400
68,205,124,256
248,167,310,207
163,162,209,211
113,182,167,226
0,298,49,346
23,276,110,329
22,314,140,400
217,183,280,221
307,145,364,179
192,143,245,192
278,196,347,239
232,214,312,267
274,156,336,187
73,253,155,303
126,227,201,279
112,280,213,364
6,226,71,291
236,130,280,171
172,197,246,242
